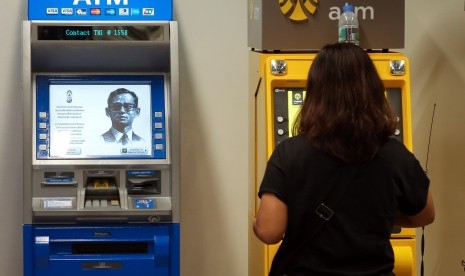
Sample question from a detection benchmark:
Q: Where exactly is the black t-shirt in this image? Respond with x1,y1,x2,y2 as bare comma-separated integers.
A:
258,135,429,276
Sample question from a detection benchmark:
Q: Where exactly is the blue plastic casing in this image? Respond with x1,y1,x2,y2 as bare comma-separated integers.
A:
23,224,180,276
28,0,172,21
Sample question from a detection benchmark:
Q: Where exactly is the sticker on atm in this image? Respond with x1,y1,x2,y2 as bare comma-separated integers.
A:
43,198,73,209
134,198,155,209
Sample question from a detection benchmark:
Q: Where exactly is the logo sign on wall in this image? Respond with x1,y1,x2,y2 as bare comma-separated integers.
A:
279,0,318,21
249,0,405,50
28,0,172,21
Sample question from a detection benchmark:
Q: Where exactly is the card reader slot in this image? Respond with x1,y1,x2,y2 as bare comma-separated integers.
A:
127,177,160,195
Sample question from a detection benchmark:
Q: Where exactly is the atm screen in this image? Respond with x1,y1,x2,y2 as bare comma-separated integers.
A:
273,87,306,145
34,74,167,160
273,87,404,145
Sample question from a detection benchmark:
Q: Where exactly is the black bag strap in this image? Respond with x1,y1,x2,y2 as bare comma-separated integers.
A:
276,164,360,276
310,164,360,236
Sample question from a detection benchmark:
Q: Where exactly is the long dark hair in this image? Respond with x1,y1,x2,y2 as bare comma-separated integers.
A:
292,43,398,163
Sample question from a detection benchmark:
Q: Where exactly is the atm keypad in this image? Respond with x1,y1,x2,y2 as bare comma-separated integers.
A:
84,199,120,208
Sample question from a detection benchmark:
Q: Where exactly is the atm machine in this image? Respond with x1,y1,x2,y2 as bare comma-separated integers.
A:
22,1,180,275
248,1,417,276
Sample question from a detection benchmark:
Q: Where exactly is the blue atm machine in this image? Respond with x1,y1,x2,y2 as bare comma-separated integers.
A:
22,1,180,275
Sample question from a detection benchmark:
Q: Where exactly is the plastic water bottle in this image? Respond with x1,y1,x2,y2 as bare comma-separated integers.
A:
338,3,359,45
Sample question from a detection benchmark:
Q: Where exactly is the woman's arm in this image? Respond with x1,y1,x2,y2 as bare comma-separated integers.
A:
394,189,435,228
253,192,288,244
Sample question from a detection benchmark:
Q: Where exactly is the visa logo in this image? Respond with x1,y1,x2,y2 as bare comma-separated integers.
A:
75,8,87,15
61,8,74,15
73,0,129,6
143,8,154,15
46,8,59,15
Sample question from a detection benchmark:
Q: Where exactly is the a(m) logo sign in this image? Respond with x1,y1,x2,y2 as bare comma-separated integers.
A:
279,0,318,21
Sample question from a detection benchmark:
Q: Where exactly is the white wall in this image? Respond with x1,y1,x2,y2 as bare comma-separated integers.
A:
1,0,463,275
0,0,26,275
175,1,248,275
405,1,465,275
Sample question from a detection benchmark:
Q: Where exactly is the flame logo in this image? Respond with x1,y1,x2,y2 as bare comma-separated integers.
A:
279,0,318,21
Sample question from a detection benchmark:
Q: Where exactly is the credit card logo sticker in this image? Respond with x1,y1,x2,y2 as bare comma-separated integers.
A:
61,8,74,15
279,0,318,21
46,8,59,15
143,8,154,15
105,8,116,15
131,8,140,16
90,8,101,15
119,8,129,15
76,8,87,15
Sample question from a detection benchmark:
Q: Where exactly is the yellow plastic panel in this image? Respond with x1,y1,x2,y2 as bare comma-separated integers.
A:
392,239,416,276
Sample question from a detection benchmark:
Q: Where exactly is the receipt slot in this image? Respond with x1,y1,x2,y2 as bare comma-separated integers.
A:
22,17,180,276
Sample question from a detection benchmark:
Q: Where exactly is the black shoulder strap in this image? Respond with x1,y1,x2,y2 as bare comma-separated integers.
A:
303,163,359,244
273,164,360,276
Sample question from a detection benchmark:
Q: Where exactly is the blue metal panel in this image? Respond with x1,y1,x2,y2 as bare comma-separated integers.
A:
28,0,172,21
24,224,180,276
23,225,34,276
170,223,180,275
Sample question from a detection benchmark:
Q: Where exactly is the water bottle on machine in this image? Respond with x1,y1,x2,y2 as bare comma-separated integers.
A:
338,3,359,46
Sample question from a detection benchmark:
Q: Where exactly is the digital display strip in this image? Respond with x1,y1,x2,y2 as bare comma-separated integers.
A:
37,26,165,41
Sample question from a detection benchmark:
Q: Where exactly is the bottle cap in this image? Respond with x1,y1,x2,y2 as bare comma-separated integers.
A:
343,3,354,12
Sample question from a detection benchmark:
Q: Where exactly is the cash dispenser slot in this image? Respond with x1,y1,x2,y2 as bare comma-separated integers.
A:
30,225,171,275
84,171,121,209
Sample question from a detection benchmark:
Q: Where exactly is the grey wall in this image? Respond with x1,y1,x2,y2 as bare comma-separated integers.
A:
1,0,463,275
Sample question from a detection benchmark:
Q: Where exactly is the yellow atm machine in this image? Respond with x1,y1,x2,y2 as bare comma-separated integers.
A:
248,1,416,275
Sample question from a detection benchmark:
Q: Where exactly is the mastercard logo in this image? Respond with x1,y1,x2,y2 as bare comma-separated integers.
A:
279,0,318,21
